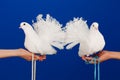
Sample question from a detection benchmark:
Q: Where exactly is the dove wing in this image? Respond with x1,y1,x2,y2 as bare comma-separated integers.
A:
33,14,65,49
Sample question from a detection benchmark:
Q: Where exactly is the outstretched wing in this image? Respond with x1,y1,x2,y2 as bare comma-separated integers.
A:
32,14,65,49
65,17,89,49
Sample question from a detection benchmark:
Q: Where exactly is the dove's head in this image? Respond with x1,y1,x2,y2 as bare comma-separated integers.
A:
90,22,99,30
19,22,32,30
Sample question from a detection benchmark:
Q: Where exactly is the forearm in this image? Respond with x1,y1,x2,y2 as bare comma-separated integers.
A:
0,49,21,58
108,51,120,60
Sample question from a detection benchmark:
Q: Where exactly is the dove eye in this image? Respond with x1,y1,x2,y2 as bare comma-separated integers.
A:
23,23,26,25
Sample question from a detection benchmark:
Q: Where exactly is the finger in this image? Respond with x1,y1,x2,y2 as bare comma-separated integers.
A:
39,58,44,61
34,57,39,61
81,56,86,60
34,55,40,59
40,55,46,59
87,59,98,64
43,56,46,59
38,56,46,61
42,55,46,59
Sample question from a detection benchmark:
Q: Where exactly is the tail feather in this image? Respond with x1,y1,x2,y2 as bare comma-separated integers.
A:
65,17,89,45
66,41,79,49
51,42,64,49
32,14,65,49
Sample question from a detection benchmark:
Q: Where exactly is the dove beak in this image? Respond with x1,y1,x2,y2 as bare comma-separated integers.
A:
19,26,22,29
95,27,98,30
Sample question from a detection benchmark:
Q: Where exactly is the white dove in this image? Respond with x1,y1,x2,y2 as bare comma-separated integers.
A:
20,22,57,55
65,17,105,57
20,14,64,55
20,14,65,80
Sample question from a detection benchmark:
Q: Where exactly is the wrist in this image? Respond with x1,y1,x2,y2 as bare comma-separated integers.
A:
17,48,25,57
107,51,119,59
102,50,112,60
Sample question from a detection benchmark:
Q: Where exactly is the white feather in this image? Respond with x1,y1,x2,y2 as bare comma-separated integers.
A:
65,17,89,48
33,14,65,49
66,41,79,49
65,18,105,57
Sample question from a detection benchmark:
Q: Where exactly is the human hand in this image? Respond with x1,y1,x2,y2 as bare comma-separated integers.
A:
81,50,111,64
18,49,46,61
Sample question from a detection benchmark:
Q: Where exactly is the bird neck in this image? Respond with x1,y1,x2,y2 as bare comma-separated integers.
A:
23,28,37,37
90,29,98,33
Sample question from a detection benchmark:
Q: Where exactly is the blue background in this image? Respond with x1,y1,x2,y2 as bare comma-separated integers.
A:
0,0,120,80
